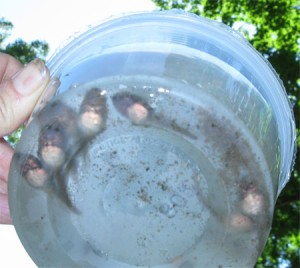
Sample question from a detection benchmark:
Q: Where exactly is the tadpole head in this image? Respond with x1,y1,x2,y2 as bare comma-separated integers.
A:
16,153,50,188
37,100,76,128
78,88,108,137
38,122,67,169
112,92,152,124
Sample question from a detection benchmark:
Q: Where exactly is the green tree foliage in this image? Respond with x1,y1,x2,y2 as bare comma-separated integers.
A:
0,17,49,64
0,17,49,145
152,0,300,267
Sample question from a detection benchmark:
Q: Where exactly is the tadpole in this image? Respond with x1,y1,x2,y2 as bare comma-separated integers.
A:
112,92,152,124
78,88,107,137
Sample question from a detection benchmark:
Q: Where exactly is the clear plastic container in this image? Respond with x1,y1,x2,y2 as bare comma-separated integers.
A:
8,10,296,268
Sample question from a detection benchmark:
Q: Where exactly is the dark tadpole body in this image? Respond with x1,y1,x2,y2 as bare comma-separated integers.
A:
38,121,68,170
15,153,76,211
37,100,77,130
35,100,82,211
78,88,107,137
37,99,88,170
112,92,198,139
16,153,50,188
37,100,80,166
27,91,108,213
112,92,152,124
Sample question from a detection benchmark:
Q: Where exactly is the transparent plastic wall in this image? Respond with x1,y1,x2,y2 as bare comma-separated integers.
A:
9,10,296,268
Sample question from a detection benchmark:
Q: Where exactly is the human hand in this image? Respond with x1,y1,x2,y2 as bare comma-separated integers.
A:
0,53,50,224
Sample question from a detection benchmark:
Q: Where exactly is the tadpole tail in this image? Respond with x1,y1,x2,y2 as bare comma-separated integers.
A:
53,137,90,214
51,172,80,214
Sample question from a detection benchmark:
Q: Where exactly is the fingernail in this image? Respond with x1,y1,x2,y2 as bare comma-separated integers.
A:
41,78,60,102
13,59,48,95
26,78,61,126
35,78,60,110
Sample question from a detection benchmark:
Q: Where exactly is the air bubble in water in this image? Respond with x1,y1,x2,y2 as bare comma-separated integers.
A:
159,203,177,218
170,194,186,207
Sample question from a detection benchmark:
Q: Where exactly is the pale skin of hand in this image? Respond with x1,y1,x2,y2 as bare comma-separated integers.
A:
0,53,50,224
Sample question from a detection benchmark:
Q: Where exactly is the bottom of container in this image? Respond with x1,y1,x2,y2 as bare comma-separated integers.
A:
11,75,272,267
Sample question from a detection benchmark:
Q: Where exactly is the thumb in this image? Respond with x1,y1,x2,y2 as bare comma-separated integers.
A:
0,59,50,136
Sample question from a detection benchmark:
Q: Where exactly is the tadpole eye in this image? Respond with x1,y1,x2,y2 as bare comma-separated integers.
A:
112,92,152,124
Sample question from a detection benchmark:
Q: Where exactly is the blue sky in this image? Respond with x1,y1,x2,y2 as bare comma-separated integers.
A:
1,0,157,58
